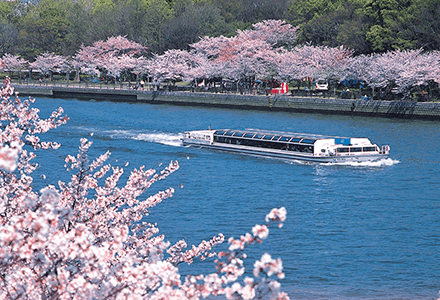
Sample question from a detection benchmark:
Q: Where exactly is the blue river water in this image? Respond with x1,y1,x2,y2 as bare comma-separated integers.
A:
31,96,439,299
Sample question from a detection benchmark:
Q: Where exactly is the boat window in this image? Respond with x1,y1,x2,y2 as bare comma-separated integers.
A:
244,133,255,138
363,146,377,152
263,135,274,140
224,131,234,136
254,134,264,139
272,136,281,140
233,131,245,137
351,147,362,152
214,130,225,135
337,147,350,153
279,136,291,142
290,138,301,143
301,139,316,144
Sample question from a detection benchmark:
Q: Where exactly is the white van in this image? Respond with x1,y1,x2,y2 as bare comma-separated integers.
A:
315,79,329,91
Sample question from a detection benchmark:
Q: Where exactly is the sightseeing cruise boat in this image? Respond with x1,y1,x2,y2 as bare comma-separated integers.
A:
182,129,390,163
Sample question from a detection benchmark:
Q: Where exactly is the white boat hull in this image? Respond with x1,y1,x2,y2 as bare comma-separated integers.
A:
182,139,388,163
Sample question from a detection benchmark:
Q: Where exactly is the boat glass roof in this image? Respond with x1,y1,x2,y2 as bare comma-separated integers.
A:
213,129,351,143
233,131,245,137
301,139,316,144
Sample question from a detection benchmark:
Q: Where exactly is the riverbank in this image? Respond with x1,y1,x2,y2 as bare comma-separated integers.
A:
14,84,440,120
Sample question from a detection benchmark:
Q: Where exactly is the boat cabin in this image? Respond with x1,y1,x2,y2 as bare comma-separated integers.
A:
211,130,383,156
182,129,389,160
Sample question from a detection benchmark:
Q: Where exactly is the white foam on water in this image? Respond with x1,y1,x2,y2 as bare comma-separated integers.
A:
287,157,399,167
323,157,400,167
108,130,184,147
133,132,184,147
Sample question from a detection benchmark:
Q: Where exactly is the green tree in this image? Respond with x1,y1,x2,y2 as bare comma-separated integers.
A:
88,0,116,41
18,0,71,59
401,0,440,51
142,0,174,53
336,17,372,54
211,0,244,23
85,0,174,54
287,0,367,50
363,0,415,52
287,0,345,26
0,20,18,56
239,0,290,24
0,0,27,56
63,1,95,56
161,0,230,51
300,8,353,47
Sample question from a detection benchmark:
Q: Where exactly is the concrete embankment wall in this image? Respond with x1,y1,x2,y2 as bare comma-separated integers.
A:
14,85,440,120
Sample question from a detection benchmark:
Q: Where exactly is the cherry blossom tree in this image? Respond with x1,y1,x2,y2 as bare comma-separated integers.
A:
0,20,437,99
365,49,440,98
105,54,138,84
189,20,299,88
276,45,353,93
145,49,213,90
146,49,194,84
342,54,371,85
30,52,67,82
190,36,279,91
241,19,299,50
74,36,145,82
133,56,150,84
221,38,280,82
0,77,291,299
295,45,353,81
182,52,212,83
0,53,28,79
277,48,313,82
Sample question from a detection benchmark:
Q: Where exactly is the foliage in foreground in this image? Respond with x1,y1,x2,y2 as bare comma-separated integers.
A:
0,77,289,299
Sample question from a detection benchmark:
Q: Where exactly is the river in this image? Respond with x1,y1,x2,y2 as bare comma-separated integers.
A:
33,96,439,299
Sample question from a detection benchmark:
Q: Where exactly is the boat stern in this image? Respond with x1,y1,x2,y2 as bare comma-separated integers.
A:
182,129,215,146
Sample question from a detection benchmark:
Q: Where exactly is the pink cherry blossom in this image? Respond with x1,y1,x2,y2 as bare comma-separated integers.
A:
74,36,145,80
0,54,28,77
0,141,21,172
0,77,291,299
265,207,287,224
252,224,269,239
30,52,67,80
253,253,284,278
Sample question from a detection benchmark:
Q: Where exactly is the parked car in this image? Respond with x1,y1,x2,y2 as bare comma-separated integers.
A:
315,79,329,91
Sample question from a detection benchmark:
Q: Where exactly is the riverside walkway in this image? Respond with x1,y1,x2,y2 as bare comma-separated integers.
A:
12,81,440,120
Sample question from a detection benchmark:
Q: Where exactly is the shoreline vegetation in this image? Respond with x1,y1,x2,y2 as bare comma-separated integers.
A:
2,21,439,108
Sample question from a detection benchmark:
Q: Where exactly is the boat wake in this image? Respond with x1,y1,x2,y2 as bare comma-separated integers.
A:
76,127,183,147
130,132,184,147
109,130,184,147
287,157,399,167
323,158,400,167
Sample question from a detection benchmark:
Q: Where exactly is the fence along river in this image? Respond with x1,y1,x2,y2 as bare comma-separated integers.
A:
14,84,440,120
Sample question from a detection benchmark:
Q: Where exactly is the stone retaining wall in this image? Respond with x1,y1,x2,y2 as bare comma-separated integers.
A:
138,90,440,119
14,85,440,120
